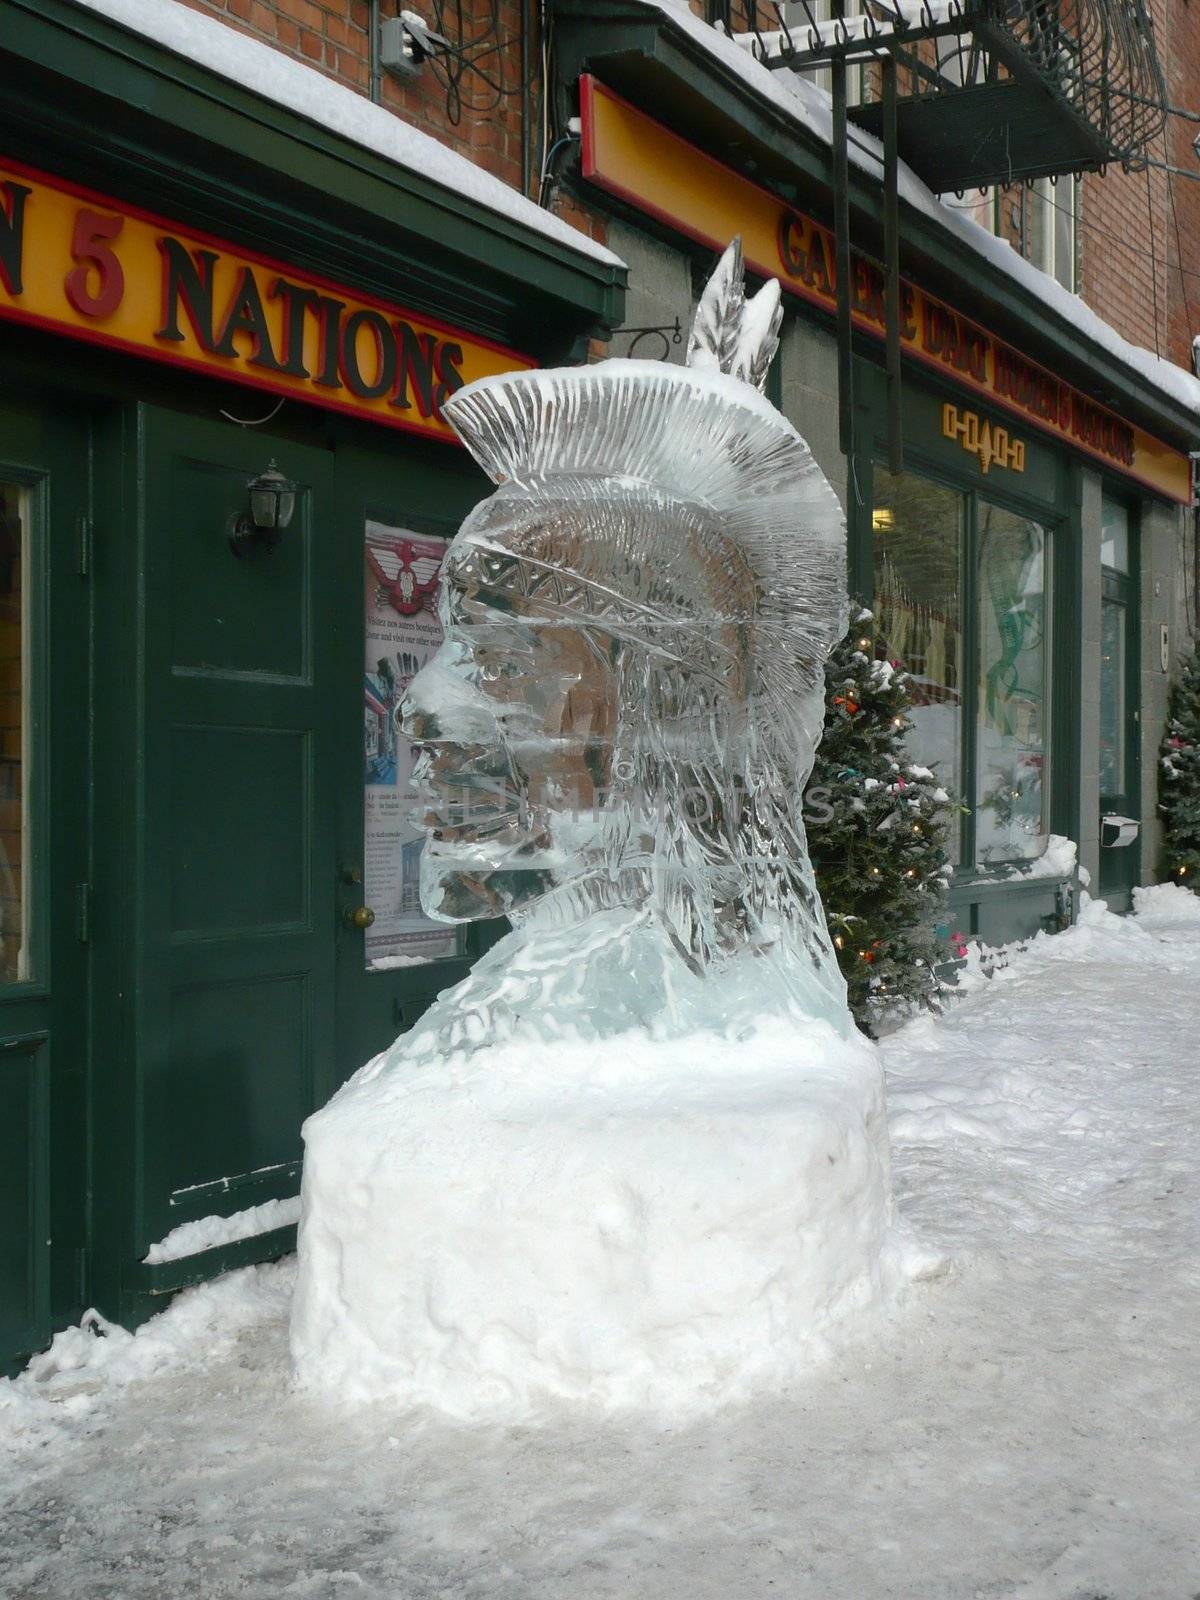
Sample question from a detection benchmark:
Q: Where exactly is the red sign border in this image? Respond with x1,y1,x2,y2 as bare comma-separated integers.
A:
0,154,536,444
580,74,1190,504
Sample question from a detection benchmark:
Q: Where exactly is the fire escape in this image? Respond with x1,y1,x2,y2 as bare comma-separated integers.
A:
739,1,1168,470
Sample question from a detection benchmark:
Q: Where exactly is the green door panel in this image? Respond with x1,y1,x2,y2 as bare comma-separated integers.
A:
328,433,503,1085
135,410,337,1253
169,725,311,933
0,1035,49,1368
0,395,90,1371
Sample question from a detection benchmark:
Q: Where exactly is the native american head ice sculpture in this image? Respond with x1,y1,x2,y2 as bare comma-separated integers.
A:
398,240,851,1039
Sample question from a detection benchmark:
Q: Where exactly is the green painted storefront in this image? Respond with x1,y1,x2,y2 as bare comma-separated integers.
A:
0,0,623,1371
3,0,1194,1376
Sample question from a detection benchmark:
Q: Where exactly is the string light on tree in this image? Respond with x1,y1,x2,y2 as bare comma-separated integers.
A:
804,605,954,1032
1159,643,1200,889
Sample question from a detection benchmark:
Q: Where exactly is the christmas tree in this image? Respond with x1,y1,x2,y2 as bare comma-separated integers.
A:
1159,642,1200,887
805,606,953,1030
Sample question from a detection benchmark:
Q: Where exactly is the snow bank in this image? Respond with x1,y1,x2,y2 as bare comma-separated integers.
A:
1132,880,1200,928
953,887,1193,994
70,0,622,270
0,1262,294,1454
142,1196,301,1264
292,1024,918,1420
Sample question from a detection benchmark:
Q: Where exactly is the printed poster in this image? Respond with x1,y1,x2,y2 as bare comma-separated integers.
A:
363,521,457,967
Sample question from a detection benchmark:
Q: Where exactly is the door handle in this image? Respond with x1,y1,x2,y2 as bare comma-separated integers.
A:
345,905,376,929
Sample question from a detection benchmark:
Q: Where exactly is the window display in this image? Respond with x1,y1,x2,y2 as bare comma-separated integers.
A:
872,471,1053,872
872,471,963,863
975,503,1048,864
363,521,458,967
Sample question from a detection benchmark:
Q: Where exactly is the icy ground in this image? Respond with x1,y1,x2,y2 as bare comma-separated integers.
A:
3,889,1199,1599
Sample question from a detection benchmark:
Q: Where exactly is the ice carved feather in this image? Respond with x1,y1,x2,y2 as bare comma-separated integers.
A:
687,237,782,394
687,238,745,376
733,280,783,393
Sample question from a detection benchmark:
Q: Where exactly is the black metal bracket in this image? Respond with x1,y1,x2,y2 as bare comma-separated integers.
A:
619,318,685,359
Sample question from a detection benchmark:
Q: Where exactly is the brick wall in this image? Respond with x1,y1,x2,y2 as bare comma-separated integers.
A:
175,1,535,196
174,0,1198,370
174,0,620,252
1080,0,1200,371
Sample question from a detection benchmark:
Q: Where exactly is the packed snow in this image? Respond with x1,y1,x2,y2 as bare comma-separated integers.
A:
69,0,622,270
294,1020,919,1417
999,832,1079,880
143,1197,301,1266
2,886,1198,1595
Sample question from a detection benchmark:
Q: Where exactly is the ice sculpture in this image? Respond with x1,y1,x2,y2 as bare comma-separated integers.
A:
391,237,849,1049
292,243,914,1417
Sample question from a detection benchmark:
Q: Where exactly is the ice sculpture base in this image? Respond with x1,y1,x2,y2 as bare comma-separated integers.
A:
291,1025,909,1419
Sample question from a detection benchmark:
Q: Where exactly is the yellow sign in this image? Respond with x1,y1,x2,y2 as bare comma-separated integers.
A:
580,76,1192,505
0,158,533,441
942,404,1026,474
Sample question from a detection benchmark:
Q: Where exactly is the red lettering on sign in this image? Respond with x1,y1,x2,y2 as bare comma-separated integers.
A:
64,207,125,319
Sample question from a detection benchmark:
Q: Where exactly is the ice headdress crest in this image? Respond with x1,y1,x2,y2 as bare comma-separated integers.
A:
686,236,784,393
442,237,847,705
412,241,853,1013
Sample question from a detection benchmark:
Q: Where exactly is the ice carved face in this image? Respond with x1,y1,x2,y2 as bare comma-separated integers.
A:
399,480,758,933
401,565,620,921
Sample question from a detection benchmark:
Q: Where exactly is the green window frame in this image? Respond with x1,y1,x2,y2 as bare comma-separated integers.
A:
864,451,1063,876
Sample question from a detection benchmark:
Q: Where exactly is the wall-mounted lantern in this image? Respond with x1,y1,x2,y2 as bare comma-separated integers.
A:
229,460,297,557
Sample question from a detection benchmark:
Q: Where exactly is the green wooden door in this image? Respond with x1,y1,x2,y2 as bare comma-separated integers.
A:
130,409,339,1269
0,396,89,1372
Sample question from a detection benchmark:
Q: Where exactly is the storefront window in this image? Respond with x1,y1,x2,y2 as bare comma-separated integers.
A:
872,470,1055,873
1101,498,1130,573
975,503,1049,864
363,521,458,968
872,471,964,863
0,482,26,984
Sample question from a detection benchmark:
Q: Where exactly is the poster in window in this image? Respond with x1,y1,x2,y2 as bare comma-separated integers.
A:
363,521,457,967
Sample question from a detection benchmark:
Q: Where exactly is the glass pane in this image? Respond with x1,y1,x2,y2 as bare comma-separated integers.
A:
1027,181,1049,275
0,481,26,983
1101,497,1129,573
1099,597,1126,800
976,503,1048,864
784,1,866,103
363,521,458,968
872,471,964,864
1052,176,1076,292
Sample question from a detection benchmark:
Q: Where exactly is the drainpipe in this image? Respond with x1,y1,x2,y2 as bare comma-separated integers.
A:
369,0,382,105
520,0,531,197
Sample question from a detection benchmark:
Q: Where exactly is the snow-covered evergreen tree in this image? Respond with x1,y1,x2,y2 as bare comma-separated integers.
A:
1159,642,1200,887
806,606,953,1030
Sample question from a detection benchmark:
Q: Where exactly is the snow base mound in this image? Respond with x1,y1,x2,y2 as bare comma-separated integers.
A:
291,1024,911,1420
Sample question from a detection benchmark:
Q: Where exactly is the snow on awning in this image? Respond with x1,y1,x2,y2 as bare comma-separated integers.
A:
627,0,1200,423
67,0,624,272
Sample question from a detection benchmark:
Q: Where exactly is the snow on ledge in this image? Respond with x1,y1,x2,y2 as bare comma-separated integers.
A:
636,0,1200,420
67,0,623,271
143,1196,301,1265
1001,834,1079,881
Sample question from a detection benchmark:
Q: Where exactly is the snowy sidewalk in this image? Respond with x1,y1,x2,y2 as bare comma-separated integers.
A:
3,890,1199,1599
